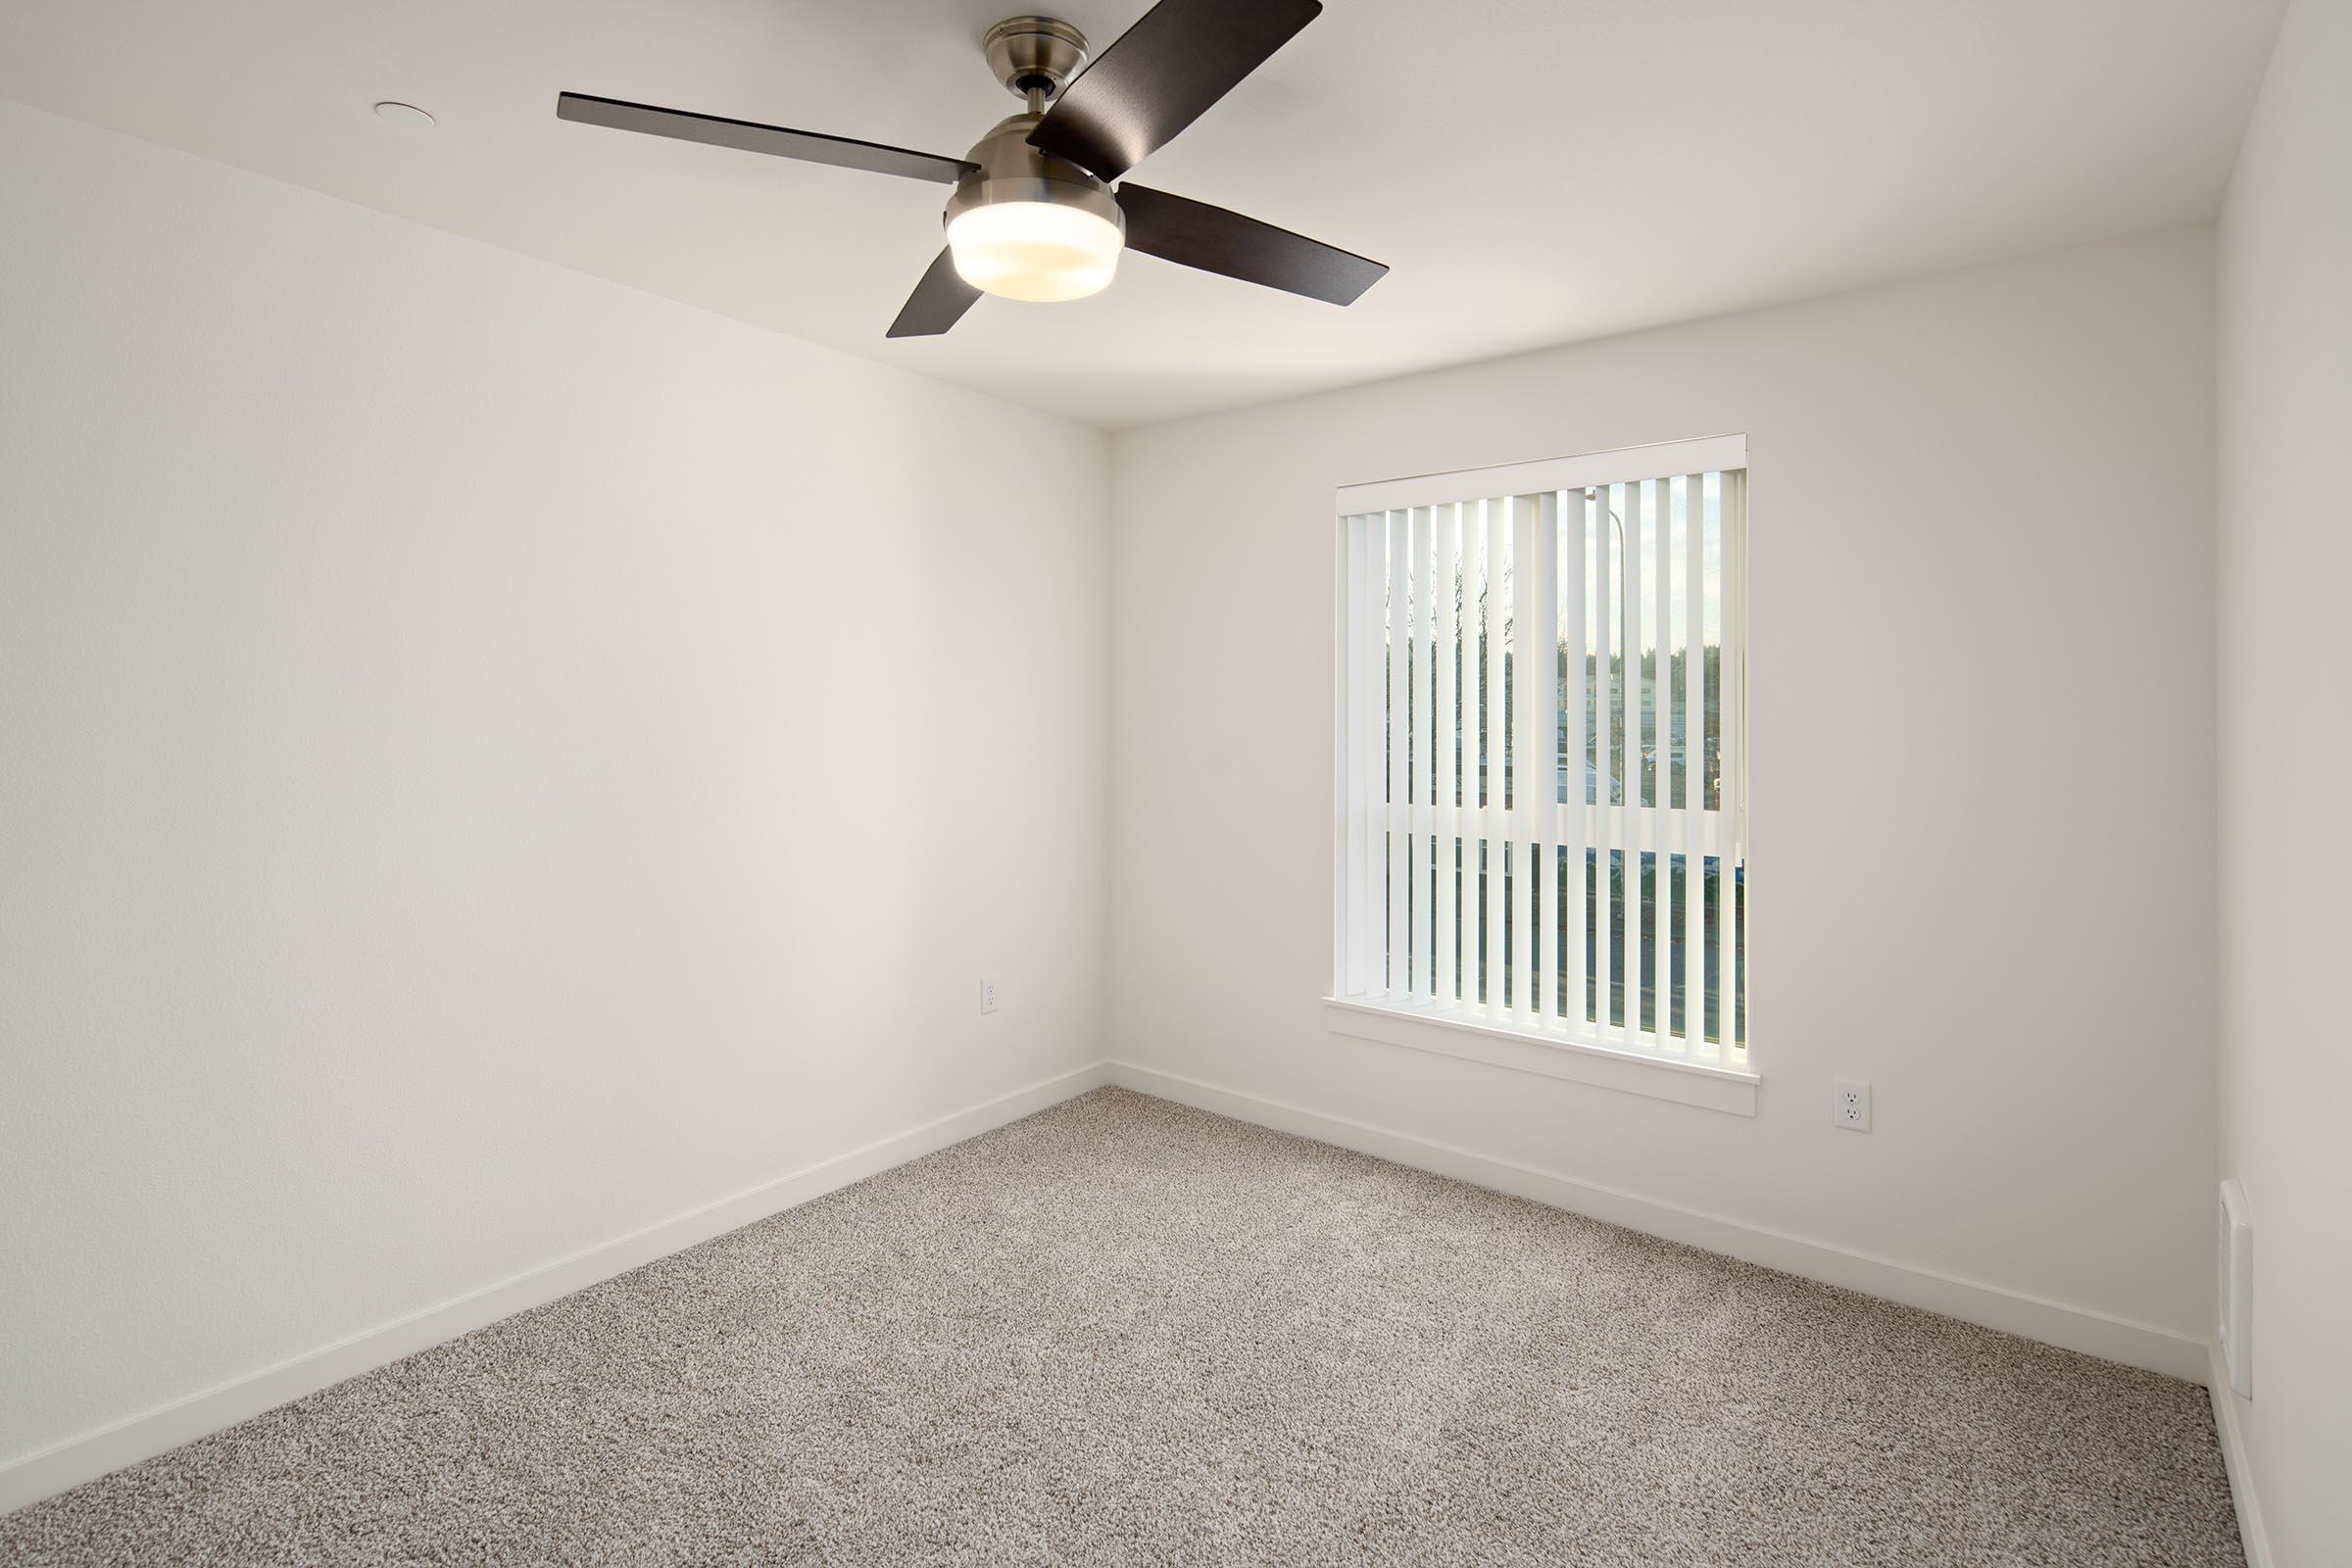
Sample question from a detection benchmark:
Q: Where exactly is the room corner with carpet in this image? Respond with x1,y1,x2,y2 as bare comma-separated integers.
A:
0,1091,2249,1566
3,0,2344,1561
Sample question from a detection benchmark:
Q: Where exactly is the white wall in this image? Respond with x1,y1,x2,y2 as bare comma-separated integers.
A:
0,99,1108,1476
2215,0,2352,1559
1111,229,2217,1353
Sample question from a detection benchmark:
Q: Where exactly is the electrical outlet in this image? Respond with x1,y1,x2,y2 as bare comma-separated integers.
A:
1833,1079,1872,1132
980,975,1000,1015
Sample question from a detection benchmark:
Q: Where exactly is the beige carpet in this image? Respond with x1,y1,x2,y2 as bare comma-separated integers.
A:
1,1087,2242,1566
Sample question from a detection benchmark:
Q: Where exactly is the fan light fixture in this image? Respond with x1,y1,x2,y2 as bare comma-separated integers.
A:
939,21,1127,307
946,200,1121,302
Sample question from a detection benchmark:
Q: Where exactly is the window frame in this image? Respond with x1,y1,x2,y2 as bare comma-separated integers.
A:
1326,434,1755,1115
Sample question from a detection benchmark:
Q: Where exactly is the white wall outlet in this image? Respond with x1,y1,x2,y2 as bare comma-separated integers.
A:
1833,1079,1872,1132
980,974,1000,1015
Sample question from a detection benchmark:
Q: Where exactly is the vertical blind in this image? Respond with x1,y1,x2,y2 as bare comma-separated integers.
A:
1335,437,1747,1065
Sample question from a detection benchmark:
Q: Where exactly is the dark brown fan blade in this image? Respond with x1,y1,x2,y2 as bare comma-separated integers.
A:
558,93,976,184
1115,184,1385,305
1026,0,1322,181
886,249,983,338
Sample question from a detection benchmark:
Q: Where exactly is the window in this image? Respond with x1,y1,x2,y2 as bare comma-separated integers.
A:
1332,435,1748,1077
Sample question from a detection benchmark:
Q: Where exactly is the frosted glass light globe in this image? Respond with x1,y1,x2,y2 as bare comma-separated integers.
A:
947,201,1122,303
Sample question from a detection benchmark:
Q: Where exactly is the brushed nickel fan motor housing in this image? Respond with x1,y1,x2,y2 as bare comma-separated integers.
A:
982,16,1089,101
944,111,1123,238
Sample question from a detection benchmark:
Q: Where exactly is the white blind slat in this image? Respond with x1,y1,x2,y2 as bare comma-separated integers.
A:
1562,488,1589,1031
1507,494,1542,1029
1435,506,1459,1008
1651,476,1674,1045
1532,492,1561,1027
1722,471,1745,1056
1405,509,1429,1000
1681,476,1705,1054
1343,515,1368,997
1455,503,1478,1005
1594,484,1616,1039
1622,480,1646,1044
1386,511,1407,999
1482,499,1506,1015
1361,515,1387,1001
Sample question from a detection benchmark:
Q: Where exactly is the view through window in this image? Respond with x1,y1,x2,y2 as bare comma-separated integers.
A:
1334,436,1747,1066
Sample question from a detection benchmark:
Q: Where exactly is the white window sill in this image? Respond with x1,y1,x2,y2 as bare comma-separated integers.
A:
1322,997,1758,1116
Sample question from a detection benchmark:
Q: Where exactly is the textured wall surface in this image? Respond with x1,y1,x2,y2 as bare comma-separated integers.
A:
2215,0,2352,1558
1111,228,2218,1345
0,99,1109,1469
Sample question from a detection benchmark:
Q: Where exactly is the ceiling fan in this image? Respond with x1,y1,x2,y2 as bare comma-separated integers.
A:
557,0,1386,338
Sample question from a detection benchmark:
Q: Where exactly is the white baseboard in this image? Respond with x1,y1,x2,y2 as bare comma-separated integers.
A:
0,1061,1110,1516
1107,1060,2209,1384
4,1057,2228,1527
2206,1343,2273,1568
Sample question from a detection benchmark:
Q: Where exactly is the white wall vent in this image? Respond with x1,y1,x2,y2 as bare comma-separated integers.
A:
2218,1178,2253,1398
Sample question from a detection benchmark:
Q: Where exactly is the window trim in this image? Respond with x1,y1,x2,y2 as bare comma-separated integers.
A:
1336,433,1750,515
1329,433,1752,1106
1322,997,1758,1116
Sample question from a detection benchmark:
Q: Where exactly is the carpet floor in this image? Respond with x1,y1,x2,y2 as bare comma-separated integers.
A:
1,1087,2242,1566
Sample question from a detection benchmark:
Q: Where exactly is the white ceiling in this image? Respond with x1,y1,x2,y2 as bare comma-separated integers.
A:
0,0,2283,428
